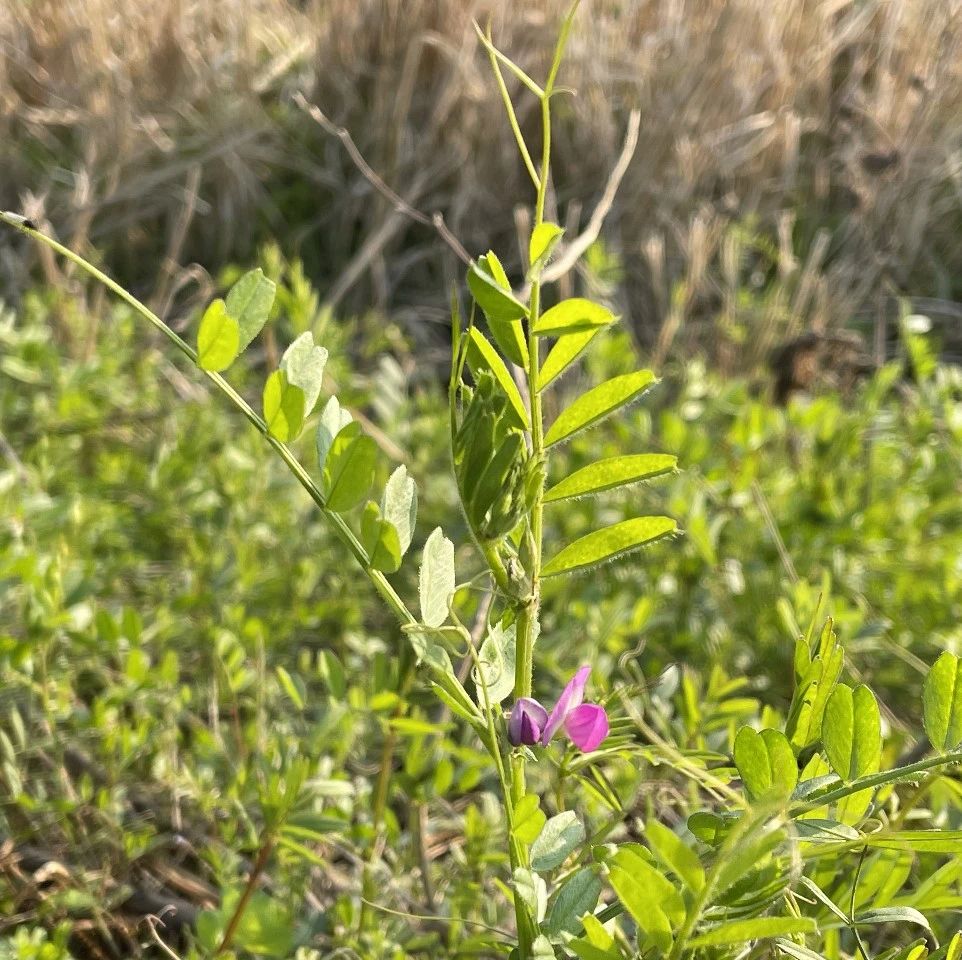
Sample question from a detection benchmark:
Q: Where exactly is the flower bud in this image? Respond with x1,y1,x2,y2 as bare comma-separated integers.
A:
508,697,548,747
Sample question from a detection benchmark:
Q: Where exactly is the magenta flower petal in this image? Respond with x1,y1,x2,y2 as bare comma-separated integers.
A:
564,703,609,752
541,665,592,745
508,697,548,747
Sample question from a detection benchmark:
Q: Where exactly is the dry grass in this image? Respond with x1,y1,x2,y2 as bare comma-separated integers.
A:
1,0,961,368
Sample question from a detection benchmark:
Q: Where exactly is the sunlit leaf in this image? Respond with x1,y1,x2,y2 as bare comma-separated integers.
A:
419,527,455,628
645,818,705,892
473,618,516,705
689,917,817,948
226,267,276,350
544,370,656,447
197,298,240,371
538,327,602,391
528,222,564,279
544,454,677,503
321,422,376,511
381,465,418,556
513,795,547,846
533,298,616,336
823,684,881,782
734,727,798,801
924,651,962,752
316,396,352,471
262,370,306,441
280,331,327,416
542,516,676,578
360,501,402,573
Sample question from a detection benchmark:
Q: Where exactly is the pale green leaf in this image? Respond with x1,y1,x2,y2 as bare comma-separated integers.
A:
197,298,240,371
419,527,455,628
544,454,677,503
513,868,547,923
531,935,555,960
533,298,616,336
316,396,353,472
855,907,931,932
823,684,881,782
262,370,306,441
280,331,327,416
539,327,602,391
689,917,817,948
473,619,516,705
544,370,656,447
542,517,676,578
360,501,402,573
226,268,276,350
924,651,962,752
531,811,585,871
381,465,418,556
465,327,530,429
321,422,376,511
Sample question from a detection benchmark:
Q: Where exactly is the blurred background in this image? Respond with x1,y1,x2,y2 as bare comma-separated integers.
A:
2,1,962,957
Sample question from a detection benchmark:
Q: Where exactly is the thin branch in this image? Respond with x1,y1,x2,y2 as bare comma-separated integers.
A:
293,93,470,265
539,109,641,285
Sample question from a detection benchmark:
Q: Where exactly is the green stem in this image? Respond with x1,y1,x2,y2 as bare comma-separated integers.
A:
0,212,418,632
788,749,962,818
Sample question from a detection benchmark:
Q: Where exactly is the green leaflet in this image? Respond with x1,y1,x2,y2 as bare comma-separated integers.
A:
466,252,529,367
786,619,844,749
262,370,306,442
823,684,881,782
645,818,705,892
321,422,377,511
359,501,402,573
544,370,656,447
528,222,564,279
419,527,455,628
531,811,585,871
538,326,602,391
381,465,417,556
513,867,547,923
197,298,239,372
542,516,676,578
225,267,276,350
280,331,327,417
512,795,547,846
465,327,530,429
924,651,962,752
734,727,798,801
473,618,516,705
544,453,677,503
316,396,353,472
543,867,601,936
689,917,817,948
532,298,616,336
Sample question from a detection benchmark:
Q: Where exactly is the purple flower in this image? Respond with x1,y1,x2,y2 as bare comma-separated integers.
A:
506,666,609,753
508,697,549,746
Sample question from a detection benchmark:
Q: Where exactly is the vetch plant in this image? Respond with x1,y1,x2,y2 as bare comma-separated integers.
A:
4,4,962,959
